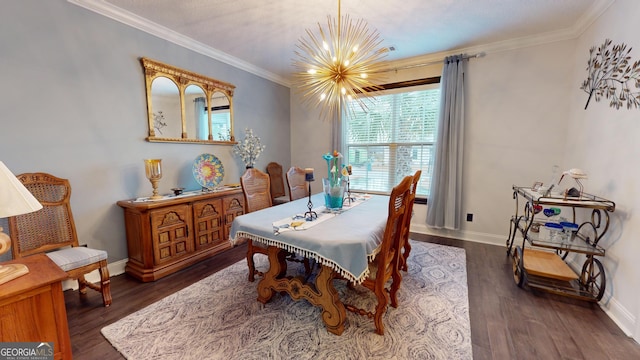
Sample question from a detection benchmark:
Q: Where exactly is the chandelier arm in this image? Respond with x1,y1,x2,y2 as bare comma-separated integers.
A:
337,0,341,40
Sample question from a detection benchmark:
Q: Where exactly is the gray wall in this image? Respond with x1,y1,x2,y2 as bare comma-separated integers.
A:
0,1,290,262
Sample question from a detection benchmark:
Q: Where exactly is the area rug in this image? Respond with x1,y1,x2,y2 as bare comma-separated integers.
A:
101,240,471,359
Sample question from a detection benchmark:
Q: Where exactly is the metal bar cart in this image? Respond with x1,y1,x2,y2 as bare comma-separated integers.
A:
506,186,615,301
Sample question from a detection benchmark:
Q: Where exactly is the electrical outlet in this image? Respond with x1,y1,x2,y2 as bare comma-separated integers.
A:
466,213,473,222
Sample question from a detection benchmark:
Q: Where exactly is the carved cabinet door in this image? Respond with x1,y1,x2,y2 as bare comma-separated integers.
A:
223,194,245,240
192,198,225,250
149,204,193,265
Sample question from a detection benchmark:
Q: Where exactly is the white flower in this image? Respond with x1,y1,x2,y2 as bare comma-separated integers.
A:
233,128,266,168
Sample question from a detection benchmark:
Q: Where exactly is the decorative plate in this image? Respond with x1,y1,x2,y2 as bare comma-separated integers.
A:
192,153,224,189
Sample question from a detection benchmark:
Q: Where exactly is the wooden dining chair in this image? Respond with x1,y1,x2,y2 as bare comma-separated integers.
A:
286,166,308,201
343,175,413,335
8,172,112,307
266,162,289,205
240,168,311,281
240,168,272,281
400,170,422,272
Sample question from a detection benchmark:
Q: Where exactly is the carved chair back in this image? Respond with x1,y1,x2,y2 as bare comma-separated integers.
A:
240,168,272,213
286,166,308,201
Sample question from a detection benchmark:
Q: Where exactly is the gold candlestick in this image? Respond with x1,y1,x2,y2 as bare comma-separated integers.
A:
144,159,163,200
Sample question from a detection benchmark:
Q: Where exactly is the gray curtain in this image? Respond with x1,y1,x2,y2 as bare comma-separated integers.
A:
426,54,467,230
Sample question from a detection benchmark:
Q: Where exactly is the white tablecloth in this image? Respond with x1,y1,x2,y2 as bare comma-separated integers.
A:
230,193,389,283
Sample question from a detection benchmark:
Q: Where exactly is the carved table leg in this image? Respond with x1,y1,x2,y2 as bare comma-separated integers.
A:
255,246,346,335
256,246,287,304
314,264,346,335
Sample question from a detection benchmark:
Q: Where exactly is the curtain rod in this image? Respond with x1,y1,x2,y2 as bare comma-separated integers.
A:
377,52,485,73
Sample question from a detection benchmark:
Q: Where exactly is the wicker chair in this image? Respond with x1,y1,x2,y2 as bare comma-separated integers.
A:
265,162,289,205
286,166,308,201
8,172,112,307
240,168,272,282
343,175,413,335
400,170,422,272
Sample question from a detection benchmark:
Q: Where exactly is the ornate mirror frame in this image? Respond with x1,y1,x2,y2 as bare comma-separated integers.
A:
141,57,236,144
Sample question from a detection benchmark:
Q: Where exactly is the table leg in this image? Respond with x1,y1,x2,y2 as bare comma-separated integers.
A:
314,264,346,335
256,246,346,335
257,246,287,304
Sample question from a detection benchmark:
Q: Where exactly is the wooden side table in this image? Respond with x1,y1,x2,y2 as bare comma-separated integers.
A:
0,254,72,359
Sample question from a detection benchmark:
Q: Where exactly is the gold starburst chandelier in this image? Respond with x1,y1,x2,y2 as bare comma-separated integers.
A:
293,0,388,120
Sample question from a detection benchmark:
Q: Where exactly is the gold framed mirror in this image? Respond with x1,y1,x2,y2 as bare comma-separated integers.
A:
141,58,235,144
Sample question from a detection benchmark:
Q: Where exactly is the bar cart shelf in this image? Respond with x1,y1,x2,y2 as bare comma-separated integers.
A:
507,186,615,302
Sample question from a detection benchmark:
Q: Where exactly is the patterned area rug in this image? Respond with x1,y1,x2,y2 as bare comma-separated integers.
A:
101,240,472,359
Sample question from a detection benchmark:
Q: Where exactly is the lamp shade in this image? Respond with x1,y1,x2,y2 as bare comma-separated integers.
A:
0,161,42,218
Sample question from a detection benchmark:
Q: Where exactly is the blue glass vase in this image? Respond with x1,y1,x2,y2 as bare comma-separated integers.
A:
322,178,346,210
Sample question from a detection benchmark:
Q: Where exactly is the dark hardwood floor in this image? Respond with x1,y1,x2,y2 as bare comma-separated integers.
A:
65,234,640,359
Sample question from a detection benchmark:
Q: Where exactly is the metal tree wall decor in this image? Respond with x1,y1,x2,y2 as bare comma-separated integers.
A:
581,39,640,110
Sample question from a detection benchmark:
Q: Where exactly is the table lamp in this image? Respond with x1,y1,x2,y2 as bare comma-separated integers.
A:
0,161,43,285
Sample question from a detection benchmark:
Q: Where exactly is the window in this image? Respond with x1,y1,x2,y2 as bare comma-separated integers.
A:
343,79,440,198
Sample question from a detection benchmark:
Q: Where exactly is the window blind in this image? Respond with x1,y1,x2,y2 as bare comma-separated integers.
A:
343,85,440,197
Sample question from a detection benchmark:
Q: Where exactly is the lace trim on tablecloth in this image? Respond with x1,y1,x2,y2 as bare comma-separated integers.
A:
232,231,376,285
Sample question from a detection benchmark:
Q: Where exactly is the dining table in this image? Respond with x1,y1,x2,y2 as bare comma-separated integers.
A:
230,193,390,335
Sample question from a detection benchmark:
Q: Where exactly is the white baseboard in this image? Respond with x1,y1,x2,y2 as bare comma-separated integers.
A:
410,223,506,247
61,258,128,291
600,296,637,338
410,225,638,341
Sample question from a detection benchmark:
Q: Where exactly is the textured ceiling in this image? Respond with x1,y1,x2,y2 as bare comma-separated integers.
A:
76,0,611,84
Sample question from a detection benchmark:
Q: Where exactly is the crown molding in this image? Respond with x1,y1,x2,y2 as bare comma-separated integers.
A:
69,0,614,88
380,0,616,71
68,0,291,87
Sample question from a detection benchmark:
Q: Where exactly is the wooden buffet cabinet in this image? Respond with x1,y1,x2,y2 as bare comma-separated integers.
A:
117,189,244,282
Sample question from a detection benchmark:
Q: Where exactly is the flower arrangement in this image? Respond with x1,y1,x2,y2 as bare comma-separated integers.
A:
233,128,266,168
322,150,343,188
322,150,348,210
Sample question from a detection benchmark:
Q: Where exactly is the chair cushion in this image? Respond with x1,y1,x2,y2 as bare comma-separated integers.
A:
46,247,108,271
